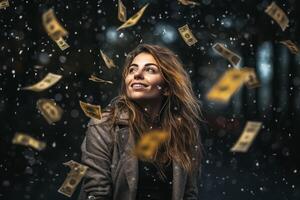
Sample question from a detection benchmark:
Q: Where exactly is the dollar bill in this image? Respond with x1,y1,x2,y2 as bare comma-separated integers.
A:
42,8,69,50
12,133,46,151
88,75,113,84
178,0,200,6
178,24,198,46
213,43,241,67
55,37,70,51
58,160,88,197
118,0,127,22
0,0,9,9
100,50,116,69
37,99,63,124
265,2,289,31
243,67,260,89
22,73,62,92
206,68,248,103
135,130,169,160
79,101,102,120
230,121,262,153
280,40,299,54
117,3,149,31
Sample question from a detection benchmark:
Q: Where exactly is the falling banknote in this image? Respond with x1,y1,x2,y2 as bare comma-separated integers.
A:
88,74,113,84
280,40,299,55
117,3,149,31
12,133,46,151
243,67,260,89
213,43,241,67
118,0,127,22
265,2,289,31
58,160,88,197
42,8,70,50
135,130,170,161
178,0,200,6
22,73,62,92
37,99,63,124
178,24,198,46
0,0,9,9
100,50,116,69
230,121,262,153
79,101,102,120
206,68,248,103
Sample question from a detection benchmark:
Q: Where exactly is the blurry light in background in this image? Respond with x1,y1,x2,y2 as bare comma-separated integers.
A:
257,41,273,112
154,23,177,43
106,27,118,43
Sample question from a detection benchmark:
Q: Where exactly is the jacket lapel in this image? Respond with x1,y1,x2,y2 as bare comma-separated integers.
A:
116,109,138,200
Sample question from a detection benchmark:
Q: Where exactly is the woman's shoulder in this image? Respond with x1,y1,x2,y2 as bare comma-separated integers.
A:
87,110,114,127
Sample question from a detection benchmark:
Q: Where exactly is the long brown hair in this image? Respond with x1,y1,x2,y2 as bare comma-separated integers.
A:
107,44,203,174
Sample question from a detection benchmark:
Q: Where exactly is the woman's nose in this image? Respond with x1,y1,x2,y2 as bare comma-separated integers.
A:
133,69,144,79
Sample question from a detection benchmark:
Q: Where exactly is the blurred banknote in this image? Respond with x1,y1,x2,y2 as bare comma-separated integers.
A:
178,0,200,6
206,68,248,103
117,3,149,31
88,74,113,84
0,0,9,9
12,133,46,151
37,99,63,124
213,43,241,67
178,24,198,46
265,2,289,31
280,40,299,54
79,101,102,120
58,160,88,197
22,73,62,92
135,130,169,160
243,67,260,89
42,8,70,50
100,50,116,69
118,0,127,22
230,121,262,153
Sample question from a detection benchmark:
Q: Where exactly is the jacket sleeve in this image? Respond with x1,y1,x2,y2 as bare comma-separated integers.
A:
183,122,206,200
183,165,201,200
78,118,114,200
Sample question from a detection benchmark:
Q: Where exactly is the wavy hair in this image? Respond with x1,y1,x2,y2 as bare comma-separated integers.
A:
106,44,203,174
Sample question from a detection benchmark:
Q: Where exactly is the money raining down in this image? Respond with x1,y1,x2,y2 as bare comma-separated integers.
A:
178,0,200,6
79,101,102,120
58,160,88,197
212,43,241,67
88,75,113,84
0,0,9,9
100,50,116,69
134,130,170,161
243,67,260,89
265,2,289,31
117,3,149,31
12,133,46,151
280,40,299,55
178,24,198,46
206,68,248,103
42,8,70,50
118,0,127,22
37,99,63,124
230,121,262,153
22,73,62,92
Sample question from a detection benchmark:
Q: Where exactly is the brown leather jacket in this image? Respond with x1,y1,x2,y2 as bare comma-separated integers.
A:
78,108,201,200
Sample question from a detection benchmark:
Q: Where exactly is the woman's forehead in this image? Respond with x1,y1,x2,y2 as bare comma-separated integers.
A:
131,52,158,65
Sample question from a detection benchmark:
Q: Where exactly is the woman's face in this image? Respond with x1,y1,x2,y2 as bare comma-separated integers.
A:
125,52,165,104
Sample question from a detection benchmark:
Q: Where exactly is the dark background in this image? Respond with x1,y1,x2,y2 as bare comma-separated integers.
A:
1,0,300,199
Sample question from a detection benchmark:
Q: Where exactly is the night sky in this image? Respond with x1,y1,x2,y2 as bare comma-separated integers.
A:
1,0,300,199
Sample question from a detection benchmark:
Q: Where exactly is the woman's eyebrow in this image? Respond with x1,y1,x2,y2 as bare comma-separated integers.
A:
129,63,159,68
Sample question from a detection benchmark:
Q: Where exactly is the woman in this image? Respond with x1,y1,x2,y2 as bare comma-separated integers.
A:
78,44,204,200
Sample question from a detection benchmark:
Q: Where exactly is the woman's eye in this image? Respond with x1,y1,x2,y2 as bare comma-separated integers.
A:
129,68,136,73
146,68,155,73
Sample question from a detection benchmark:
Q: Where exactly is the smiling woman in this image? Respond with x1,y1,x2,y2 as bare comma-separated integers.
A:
78,44,204,200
